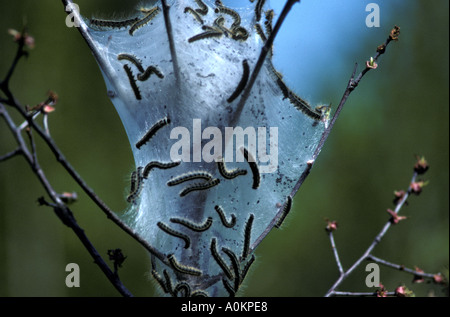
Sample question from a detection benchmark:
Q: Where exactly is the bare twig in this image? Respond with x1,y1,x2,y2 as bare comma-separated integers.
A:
367,254,439,280
0,29,135,296
1,102,133,297
0,147,22,162
324,155,445,297
328,231,344,275
332,291,396,297
324,170,417,297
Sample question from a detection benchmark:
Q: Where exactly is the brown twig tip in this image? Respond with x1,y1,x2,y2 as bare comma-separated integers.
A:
376,284,389,297
27,90,58,115
413,266,425,283
410,180,428,195
325,219,338,233
389,25,401,41
393,190,408,206
395,285,414,297
366,57,378,69
8,28,35,49
387,208,407,224
414,155,429,174
433,273,447,285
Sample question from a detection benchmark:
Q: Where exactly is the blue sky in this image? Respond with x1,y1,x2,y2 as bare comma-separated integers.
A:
222,0,409,104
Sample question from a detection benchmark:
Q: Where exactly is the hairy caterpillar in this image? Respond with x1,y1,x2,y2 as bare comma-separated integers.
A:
170,216,213,232
151,269,170,294
254,23,267,42
157,222,191,249
275,196,293,228
240,147,260,189
227,59,250,103
137,65,164,81
117,53,145,73
179,178,220,197
167,171,213,186
266,61,322,120
217,157,247,180
222,278,235,297
194,0,209,15
231,26,249,41
123,64,142,100
214,205,237,228
242,213,254,260
184,7,204,24
167,254,202,276
143,161,180,179
188,30,223,43
240,254,255,284
215,6,241,30
255,0,267,22
210,237,234,280
90,17,139,29
129,6,160,36
222,247,240,291
173,282,191,297
136,117,170,149
126,166,143,203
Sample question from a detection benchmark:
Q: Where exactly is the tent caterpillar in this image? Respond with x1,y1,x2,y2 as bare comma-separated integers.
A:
151,269,170,294
129,6,160,36
126,166,143,203
184,7,204,24
215,6,241,29
179,178,220,197
240,254,255,284
167,254,202,276
163,269,174,295
255,23,267,42
240,147,260,189
267,62,322,120
222,278,235,297
210,237,234,280
194,0,209,15
123,64,142,100
143,160,180,179
188,30,223,43
242,213,254,260
275,196,293,228
264,9,274,36
137,65,164,81
90,17,139,29
222,247,240,291
170,216,213,232
117,53,145,73
231,26,249,41
255,0,267,22
167,171,213,186
217,157,247,180
227,59,250,103
157,221,191,249
214,205,236,228
136,116,170,149
173,282,191,297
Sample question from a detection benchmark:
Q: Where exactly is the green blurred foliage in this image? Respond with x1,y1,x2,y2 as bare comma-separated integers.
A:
0,0,448,297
